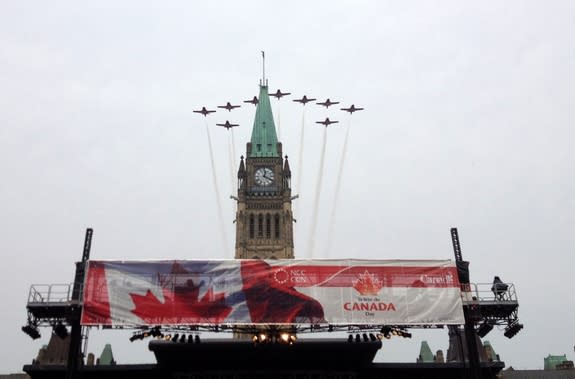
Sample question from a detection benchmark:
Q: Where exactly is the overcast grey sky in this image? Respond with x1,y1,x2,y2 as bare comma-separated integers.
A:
1,0,574,373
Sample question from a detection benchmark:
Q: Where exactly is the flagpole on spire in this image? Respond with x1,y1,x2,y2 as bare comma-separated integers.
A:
261,50,266,86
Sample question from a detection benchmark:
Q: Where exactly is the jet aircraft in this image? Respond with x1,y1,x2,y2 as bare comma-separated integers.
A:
217,102,241,111
193,107,216,116
316,118,339,127
341,104,364,114
216,121,239,130
293,95,317,105
244,96,258,105
317,98,340,108
270,89,291,99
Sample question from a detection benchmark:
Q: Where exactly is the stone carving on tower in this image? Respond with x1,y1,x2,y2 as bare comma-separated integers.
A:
234,80,294,260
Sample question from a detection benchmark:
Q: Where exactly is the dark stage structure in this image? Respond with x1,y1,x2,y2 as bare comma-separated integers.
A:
21,228,519,379
23,338,505,379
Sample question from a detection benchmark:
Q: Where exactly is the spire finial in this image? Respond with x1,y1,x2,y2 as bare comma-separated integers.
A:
261,50,266,86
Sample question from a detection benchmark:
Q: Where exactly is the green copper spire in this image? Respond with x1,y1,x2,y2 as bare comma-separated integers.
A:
249,84,279,157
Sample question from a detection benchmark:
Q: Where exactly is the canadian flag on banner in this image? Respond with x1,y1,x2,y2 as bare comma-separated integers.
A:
81,259,325,325
81,259,464,326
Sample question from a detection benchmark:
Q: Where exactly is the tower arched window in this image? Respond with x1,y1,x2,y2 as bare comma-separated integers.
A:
274,214,280,239
257,214,263,238
265,214,271,239
249,214,254,239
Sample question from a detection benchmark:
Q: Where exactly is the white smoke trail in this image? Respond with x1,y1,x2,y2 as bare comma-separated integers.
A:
231,128,238,170
227,131,235,192
308,126,328,259
206,120,229,254
294,109,306,248
296,109,306,199
324,117,352,257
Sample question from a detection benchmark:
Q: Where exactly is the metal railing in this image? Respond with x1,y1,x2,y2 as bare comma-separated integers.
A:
27,284,73,304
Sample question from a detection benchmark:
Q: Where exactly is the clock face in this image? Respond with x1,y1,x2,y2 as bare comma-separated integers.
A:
254,167,274,186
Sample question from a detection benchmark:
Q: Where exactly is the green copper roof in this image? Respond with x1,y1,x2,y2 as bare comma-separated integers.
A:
98,343,115,365
250,85,279,157
544,354,569,370
419,341,434,362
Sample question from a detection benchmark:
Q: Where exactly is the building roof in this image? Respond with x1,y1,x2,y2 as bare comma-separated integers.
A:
544,354,570,370
98,344,115,365
483,340,498,362
249,84,279,157
502,368,575,378
418,341,434,362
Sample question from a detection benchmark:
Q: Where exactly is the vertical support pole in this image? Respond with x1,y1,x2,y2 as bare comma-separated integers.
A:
66,305,82,379
66,228,92,379
451,227,482,379
72,228,92,300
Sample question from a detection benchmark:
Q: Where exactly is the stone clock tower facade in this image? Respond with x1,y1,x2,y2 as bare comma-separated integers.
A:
234,82,294,259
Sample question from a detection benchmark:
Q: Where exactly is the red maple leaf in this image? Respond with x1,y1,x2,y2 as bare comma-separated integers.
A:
353,270,383,296
130,284,232,324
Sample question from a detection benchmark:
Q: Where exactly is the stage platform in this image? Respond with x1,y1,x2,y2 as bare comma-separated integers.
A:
24,338,505,379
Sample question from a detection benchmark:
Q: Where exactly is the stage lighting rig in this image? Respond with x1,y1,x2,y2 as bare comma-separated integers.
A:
504,321,523,339
476,322,494,338
252,331,296,345
150,326,163,338
380,326,392,339
129,332,145,342
380,326,411,339
22,324,41,340
22,317,40,340
397,330,412,338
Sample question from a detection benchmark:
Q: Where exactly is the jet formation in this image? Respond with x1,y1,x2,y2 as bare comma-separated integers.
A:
195,94,361,132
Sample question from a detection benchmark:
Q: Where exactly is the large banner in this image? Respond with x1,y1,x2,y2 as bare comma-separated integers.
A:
81,259,464,326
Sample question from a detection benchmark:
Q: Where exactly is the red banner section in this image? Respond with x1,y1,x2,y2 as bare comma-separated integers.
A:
81,259,464,326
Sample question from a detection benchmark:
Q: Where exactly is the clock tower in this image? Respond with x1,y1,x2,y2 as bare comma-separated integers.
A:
235,81,294,259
